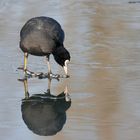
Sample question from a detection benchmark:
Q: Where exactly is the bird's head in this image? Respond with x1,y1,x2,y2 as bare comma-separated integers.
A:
52,47,70,77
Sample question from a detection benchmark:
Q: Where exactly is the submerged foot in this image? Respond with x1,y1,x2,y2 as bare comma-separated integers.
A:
18,67,69,80
38,73,60,80
24,70,37,78
18,66,42,78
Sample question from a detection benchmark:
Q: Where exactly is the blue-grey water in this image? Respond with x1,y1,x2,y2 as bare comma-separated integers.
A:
0,0,140,140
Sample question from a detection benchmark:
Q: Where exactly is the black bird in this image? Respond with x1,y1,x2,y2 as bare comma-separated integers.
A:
20,16,70,77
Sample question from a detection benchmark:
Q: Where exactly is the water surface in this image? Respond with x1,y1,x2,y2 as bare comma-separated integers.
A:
0,0,140,140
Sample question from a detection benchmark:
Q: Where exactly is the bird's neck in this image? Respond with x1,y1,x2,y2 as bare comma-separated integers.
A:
52,45,65,56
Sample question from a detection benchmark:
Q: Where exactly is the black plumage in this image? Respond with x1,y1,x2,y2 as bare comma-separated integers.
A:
20,16,70,76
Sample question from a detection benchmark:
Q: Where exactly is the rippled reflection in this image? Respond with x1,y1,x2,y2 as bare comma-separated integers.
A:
20,78,71,136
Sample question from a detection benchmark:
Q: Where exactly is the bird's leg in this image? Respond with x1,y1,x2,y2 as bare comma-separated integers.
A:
23,78,29,99
46,55,52,76
23,53,37,77
24,52,28,75
47,78,51,94
45,55,60,79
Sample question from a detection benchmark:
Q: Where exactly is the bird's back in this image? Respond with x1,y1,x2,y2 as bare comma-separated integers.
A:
20,17,65,56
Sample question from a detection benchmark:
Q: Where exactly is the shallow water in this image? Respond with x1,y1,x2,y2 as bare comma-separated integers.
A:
0,0,140,140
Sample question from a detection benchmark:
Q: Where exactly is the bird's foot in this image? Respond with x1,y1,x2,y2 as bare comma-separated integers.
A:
50,73,60,79
18,66,43,79
38,73,60,80
24,70,42,78
59,74,70,78
18,66,70,80
46,73,70,79
65,75,70,78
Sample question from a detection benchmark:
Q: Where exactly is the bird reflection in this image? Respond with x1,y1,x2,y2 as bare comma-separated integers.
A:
21,78,71,136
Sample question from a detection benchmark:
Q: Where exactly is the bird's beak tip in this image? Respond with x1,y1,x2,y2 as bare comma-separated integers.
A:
64,60,70,66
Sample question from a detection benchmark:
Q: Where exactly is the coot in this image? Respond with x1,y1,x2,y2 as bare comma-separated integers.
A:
20,16,70,77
